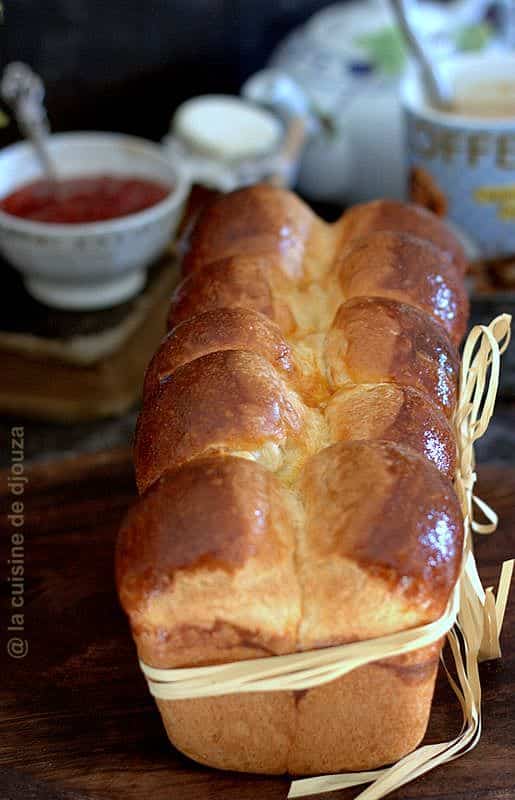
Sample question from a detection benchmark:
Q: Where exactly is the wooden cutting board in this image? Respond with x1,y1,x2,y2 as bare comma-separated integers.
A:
0,450,513,800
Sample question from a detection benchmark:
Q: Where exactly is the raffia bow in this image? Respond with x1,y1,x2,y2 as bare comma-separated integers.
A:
140,314,513,800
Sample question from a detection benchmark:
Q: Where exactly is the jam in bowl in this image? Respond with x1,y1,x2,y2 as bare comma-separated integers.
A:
1,174,171,224
0,133,187,310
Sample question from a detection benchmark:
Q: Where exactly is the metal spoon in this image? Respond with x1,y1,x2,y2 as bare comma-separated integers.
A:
390,0,453,111
1,61,60,185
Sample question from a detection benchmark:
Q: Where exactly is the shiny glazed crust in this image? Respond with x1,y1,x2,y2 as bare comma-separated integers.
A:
116,186,468,775
338,198,467,275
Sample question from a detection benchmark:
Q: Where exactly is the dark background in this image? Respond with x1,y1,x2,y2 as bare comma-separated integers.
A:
0,0,329,144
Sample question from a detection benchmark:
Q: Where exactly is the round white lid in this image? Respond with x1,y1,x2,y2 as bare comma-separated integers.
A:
173,95,283,161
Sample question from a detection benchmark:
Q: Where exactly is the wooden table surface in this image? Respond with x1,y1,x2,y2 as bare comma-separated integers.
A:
0,450,513,800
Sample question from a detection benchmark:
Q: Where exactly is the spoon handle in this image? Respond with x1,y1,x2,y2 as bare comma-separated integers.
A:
390,0,453,111
1,61,60,184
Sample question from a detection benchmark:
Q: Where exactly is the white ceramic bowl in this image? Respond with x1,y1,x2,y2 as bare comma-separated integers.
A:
0,132,187,309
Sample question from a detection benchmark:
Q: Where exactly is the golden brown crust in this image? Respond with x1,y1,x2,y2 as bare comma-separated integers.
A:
298,441,463,649
338,198,467,274
116,456,301,667
168,255,295,334
337,230,469,344
325,296,459,416
183,183,329,282
325,383,456,478
122,440,462,664
144,308,297,400
134,349,309,493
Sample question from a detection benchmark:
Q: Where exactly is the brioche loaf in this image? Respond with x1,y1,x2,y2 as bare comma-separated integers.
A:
117,186,467,775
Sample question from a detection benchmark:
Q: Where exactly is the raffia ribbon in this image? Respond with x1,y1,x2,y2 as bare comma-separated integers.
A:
140,314,513,799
